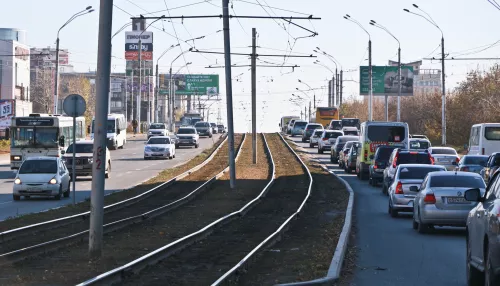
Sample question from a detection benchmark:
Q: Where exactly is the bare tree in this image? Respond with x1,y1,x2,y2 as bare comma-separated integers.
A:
31,68,54,113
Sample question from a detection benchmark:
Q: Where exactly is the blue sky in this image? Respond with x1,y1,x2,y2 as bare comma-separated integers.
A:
3,0,500,132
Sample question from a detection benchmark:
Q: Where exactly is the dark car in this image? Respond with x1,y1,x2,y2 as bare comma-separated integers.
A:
194,121,212,138
302,123,323,142
457,155,488,174
369,145,397,187
330,135,359,164
382,149,434,195
480,152,500,185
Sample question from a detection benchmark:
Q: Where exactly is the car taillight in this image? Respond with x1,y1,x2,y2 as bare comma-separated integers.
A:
364,150,368,160
323,138,328,141
429,153,434,165
395,181,404,194
482,148,485,155
373,164,378,169
424,193,436,204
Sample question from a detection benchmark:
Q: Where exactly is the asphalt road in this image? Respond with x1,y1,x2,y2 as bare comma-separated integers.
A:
287,136,467,286
0,134,221,221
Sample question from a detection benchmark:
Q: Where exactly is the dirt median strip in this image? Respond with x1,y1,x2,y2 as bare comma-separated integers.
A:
0,134,262,285
235,135,350,285
119,133,309,285
0,136,227,231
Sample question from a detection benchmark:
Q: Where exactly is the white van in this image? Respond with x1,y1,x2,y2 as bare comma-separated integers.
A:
91,114,127,150
468,123,500,155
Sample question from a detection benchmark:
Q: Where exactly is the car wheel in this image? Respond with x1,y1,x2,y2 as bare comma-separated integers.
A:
485,244,499,286
330,155,334,163
382,183,388,195
54,185,62,200
195,144,199,148
309,143,313,148
467,235,484,286
412,216,419,230
369,176,373,186
13,195,20,201
417,210,429,234
105,162,111,179
318,148,323,154
389,200,398,218
64,183,70,198
175,144,179,149
360,171,367,180
346,167,351,174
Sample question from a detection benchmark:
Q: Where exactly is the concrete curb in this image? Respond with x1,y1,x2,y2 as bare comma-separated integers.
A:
275,136,355,286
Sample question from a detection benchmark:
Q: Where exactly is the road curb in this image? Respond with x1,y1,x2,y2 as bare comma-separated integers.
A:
275,137,355,286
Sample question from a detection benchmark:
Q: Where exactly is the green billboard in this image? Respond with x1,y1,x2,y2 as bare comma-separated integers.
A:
359,66,414,96
159,74,219,96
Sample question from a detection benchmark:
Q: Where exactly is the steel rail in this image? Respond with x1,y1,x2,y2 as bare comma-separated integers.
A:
211,132,313,285
76,133,275,286
0,135,229,244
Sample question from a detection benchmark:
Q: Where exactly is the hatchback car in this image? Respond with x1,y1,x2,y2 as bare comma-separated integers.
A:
210,122,218,134
369,145,397,187
464,171,500,285
339,141,358,169
291,120,308,137
63,140,111,179
318,130,343,155
13,157,71,201
409,138,431,150
147,123,169,139
309,129,324,148
412,171,485,234
387,164,446,217
331,135,359,163
194,121,212,138
302,123,323,142
144,136,176,160
457,155,488,174
175,127,200,148
480,152,500,185
428,147,460,171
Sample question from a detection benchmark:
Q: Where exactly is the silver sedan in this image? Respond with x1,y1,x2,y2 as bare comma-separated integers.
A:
412,171,486,234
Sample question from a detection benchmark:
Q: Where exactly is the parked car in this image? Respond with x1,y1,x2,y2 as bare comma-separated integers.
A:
409,138,431,150
382,149,433,195
339,141,358,169
331,135,360,164
302,123,323,142
13,157,71,201
369,145,398,187
194,121,212,138
480,152,500,185
309,129,324,148
464,171,500,285
217,124,226,133
175,126,200,148
210,122,218,134
291,120,308,137
147,123,169,139
144,136,176,160
63,140,111,179
318,130,343,154
428,147,460,171
344,142,361,173
412,171,485,234
387,164,446,217
410,134,429,140
456,155,488,174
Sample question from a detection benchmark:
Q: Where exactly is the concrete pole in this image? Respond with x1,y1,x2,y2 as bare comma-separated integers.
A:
441,36,446,145
251,28,257,164
89,0,113,259
340,70,343,106
368,39,373,121
328,80,331,107
222,0,236,188
336,69,339,107
332,76,336,106
137,39,142,127
397,46,401,122
131,69,134,122
124,76,128,122
147,75,151,125
155,63,159,123
53,38,60,114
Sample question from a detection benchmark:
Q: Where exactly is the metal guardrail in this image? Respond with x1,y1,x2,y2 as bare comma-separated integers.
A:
76,133,274,286
0,134,228,244
211,132,313,285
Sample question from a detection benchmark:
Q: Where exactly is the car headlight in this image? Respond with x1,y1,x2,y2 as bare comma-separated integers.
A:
145,146,151,151
88,158,93,164
14,178,21,185
49,178,57,185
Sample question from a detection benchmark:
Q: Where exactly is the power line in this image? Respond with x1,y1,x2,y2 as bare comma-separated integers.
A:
163,0,191,74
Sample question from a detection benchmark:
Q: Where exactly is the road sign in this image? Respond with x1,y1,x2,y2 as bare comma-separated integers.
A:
359,66,415,96
63,94,86,117
159,74,219,96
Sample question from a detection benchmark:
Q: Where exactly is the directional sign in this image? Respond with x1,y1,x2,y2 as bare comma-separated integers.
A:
63,94,86,117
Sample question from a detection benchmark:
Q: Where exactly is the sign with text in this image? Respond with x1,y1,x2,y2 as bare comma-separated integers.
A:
359,66,415,96
125,31,153,44
125,43,153,52
159,74,219,96
125,51,153,61
0,100,13,118
16,118,54,127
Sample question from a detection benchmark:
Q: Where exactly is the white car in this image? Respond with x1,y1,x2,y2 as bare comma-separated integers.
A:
318,130,344,154
309,129,324,148
13,157,71,201
148,123,169,139
175,127,200,148
144,136,176,160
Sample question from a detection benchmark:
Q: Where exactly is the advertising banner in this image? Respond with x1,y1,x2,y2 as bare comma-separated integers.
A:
125,43,153,52
359,66,414,96
158,74,219,96
125,60,153,76
126,82,154,93
125,31,153,44
125,51,153,61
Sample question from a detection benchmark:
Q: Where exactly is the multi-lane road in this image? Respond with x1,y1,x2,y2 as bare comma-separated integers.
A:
288,136,466,286
0,134,221,221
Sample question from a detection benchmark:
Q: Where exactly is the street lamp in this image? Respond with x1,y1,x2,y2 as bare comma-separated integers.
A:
369,19,401,122
313,48,340,107
404,5,446,145
344,14,372,121
53,6,94,114
298,79,316,108
169,49,193,131
156,44,180,123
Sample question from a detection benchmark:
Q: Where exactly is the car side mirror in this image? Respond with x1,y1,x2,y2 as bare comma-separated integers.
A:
464,188,483,202
369,155,374,160
61,150,66,155
409,186,419,192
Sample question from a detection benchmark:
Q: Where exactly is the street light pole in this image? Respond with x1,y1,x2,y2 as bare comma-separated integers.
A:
53,6,94,114
169,49,192,132
155,44,179,123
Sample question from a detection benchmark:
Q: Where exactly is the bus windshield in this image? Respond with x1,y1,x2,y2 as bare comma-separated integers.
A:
342,118,360,128
11,127,58,148
92,120,116,133
367,125,406,142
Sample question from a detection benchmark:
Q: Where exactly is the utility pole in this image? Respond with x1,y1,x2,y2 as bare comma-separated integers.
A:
155,63,159,123
89,0,112,259
53,38,60,114
397,46,401,122
131,69,134,121
251,28,257,164
308,101,311,122
147,75,151,125
304,106,307,121
368,39,373,121
328,80,332,107
332,76,336,106
340,70,343,106
336,69,339,107
222,0,236,188
137,39,142,128
441,36,446,145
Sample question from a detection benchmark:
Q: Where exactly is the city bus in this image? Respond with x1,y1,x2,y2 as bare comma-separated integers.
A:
314,107,339,128
91,114,127,150
10,114,86,169
356,121,409,179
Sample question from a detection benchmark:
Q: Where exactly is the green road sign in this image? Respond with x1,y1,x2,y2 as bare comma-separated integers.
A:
359,66,415,96
159,74,219,96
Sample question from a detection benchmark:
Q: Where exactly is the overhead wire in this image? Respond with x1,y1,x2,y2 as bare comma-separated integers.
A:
231,0,250,36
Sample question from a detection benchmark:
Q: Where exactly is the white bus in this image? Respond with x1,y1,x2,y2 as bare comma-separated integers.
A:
10,114,86,169
468,123,500,155
91,114,126,150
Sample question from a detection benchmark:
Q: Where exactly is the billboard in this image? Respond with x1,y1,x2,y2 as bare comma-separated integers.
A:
125,31,153,44
359,66,414,96
125,60,153,76
125,51,153,61
125,43,153,52
159,74,219,96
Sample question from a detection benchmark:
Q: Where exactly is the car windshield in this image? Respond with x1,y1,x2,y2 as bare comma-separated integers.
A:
342,118,360,128
210,123,216,127
398,166,444,180
148,138,171,144
344,142,355,150
464,156,488,166
306,124,322,130
150,124,166,129
430,175,485,188
397,153,432,164
177,128,196,134
66,143,93,153
294,122,308,128
195,122,209,127
324,132,343,139
11,127,58,148
376,147,397,162
410,140,430,150
313,130,323,136
92,119,116,133
339,136,359,144
19,160,58,174
330,121,341,128
367,125,406,142
217,125,224,128
344,130,358,135
431,148,457,155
